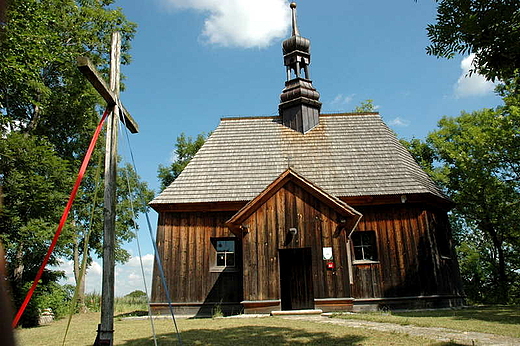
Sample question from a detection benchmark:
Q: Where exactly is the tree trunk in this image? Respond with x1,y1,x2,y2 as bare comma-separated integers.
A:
73,236,87,313
12,244,24,283
485,223,508,303
25,103,41,134
494,239,507,302
0,243,17,346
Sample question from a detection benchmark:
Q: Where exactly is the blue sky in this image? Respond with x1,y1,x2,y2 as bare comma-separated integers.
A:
59,0,502,296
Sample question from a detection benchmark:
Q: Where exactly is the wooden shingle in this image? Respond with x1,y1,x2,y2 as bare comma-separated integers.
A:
150,113,446,206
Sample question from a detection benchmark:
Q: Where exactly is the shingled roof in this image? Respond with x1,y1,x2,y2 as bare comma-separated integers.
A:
150,113,446,206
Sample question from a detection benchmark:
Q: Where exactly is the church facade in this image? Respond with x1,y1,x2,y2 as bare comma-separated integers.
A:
150,3,464,315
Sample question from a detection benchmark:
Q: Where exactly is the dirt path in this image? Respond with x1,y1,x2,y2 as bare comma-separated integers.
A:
281,315,520,346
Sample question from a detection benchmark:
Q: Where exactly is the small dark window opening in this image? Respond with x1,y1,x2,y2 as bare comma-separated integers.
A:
352,231,378,261
432,218,452,259
212,238,236,268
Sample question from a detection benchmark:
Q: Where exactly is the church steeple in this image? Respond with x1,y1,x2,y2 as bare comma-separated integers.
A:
279,2,322,134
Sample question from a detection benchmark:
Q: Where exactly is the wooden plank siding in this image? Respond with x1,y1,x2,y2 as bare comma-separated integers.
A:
241,181,351,302
151,211,241,304
151,199,463,310
350,204,463,299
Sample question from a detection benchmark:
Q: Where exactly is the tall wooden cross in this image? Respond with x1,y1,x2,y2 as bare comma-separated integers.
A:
77,32,138,346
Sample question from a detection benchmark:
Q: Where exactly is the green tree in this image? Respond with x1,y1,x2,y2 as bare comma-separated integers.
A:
0,133,72,284
404,106,520,303
399,137,437,176
69,162,153,309
353,99,377,113
0,0,153,321
158,132,207,190
125,290,147,299
0,133,74,326
0,0,6,27
426,0,520,82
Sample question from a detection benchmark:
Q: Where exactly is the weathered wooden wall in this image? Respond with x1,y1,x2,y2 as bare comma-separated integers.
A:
151,198,464,310
241,180,351,302
350,204,464,299
151,211,242,304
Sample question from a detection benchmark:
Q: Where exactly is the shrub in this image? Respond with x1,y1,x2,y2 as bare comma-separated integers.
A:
124,290,147,299
84,292,102,312
15,281,73,327
37,282,73,319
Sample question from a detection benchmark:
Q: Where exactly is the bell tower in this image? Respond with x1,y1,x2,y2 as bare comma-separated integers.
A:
279,2,322,133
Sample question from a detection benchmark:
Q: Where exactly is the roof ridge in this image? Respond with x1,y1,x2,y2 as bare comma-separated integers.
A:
220,112,380,122
221,115,279,121
320,112,380,117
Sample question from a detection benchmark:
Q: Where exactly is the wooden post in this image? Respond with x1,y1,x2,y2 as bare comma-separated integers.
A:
99,32,121,345
98,32,121,346
77,31,138,346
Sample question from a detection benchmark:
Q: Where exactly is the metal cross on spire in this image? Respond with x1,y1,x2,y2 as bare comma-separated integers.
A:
290,2,300,36
77,31,138,346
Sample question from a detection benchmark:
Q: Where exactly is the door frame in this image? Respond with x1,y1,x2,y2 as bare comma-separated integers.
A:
278,247,315,310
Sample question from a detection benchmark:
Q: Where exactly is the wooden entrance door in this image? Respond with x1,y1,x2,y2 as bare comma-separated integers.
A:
279,248,314,310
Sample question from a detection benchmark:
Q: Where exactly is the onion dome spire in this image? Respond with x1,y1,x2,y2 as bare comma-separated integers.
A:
279,2,322,134
282,2,310,69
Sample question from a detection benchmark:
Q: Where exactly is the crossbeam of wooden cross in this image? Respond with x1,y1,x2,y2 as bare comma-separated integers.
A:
77,56,139,133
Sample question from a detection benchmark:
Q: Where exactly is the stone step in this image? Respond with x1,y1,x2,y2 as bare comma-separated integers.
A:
270,309,323,316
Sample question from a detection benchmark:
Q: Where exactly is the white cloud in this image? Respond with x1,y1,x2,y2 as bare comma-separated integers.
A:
331,93,355,105
388,117,410,127
454,53,496,97
54,258,103,293
163,0,291,48
85,261,103,293
128,272,140,280
114,255,155,296
55,254,155,296
89,261,103,275
55,259,75,284
127,253,155,267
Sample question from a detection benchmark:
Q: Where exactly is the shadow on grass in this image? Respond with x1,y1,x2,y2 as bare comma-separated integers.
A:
114,310,149,318
393,306,520,325
119,325,366,346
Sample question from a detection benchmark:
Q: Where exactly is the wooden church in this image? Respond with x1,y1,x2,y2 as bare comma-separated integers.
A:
150,3,464,315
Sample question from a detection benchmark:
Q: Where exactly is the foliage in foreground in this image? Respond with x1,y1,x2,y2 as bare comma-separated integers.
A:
426,0,520,83
0,0,155,327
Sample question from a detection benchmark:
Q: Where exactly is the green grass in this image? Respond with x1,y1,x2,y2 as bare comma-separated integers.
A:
113,296,148,314
15,312,459,346
333,306,520,338
83,292,148,313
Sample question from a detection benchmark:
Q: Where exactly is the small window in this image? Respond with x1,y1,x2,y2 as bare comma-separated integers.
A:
213,239,236,268
432,217,452,259
351,231,378,262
